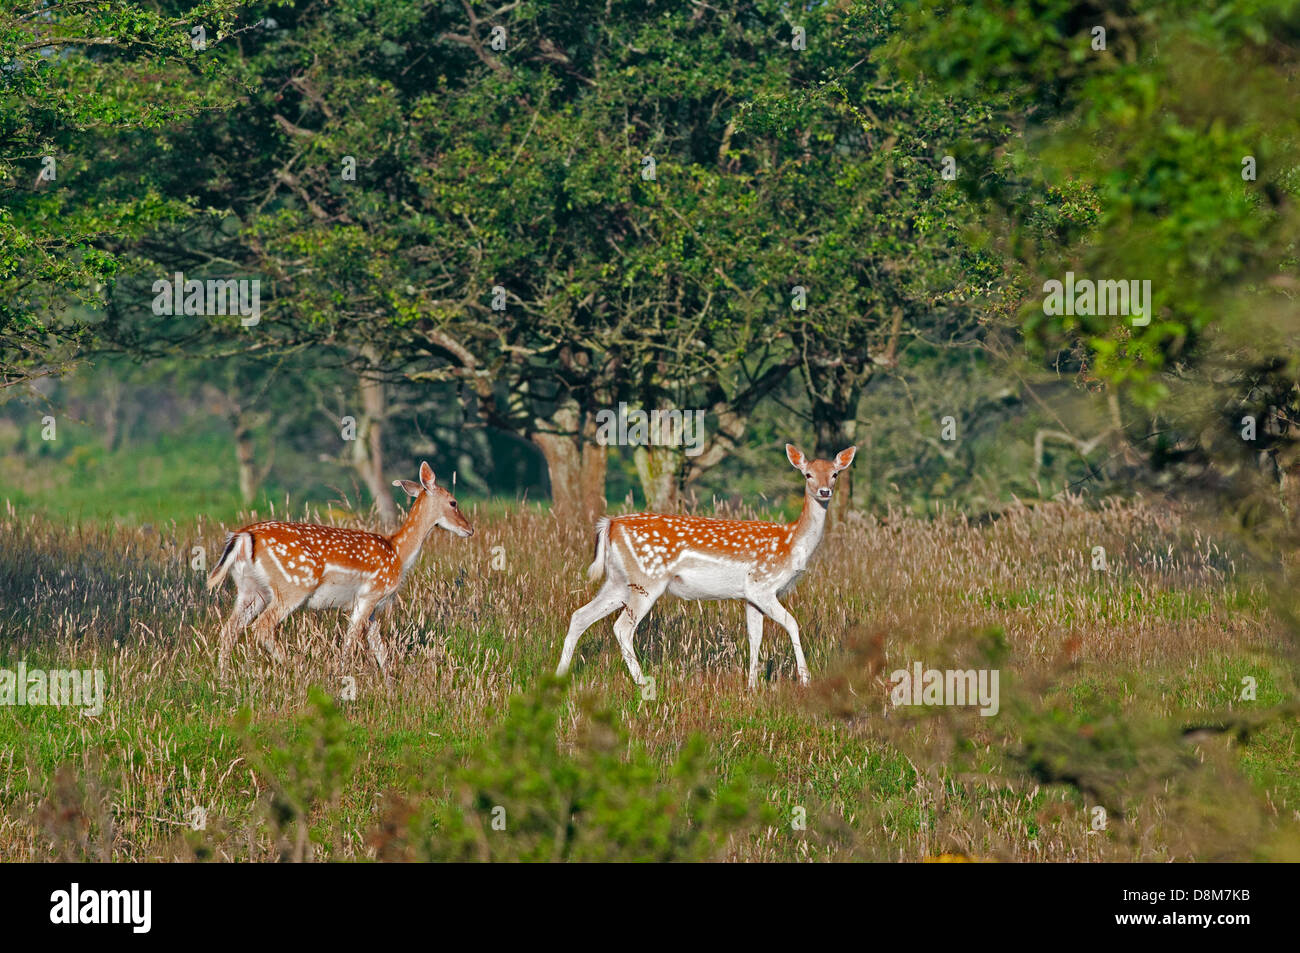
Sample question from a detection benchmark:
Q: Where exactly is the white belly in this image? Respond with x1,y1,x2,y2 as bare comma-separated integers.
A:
306,579,362,609
665,561,749,601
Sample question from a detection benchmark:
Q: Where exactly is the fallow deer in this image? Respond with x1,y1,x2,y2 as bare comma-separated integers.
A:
207,461,472,673
556,444,856,688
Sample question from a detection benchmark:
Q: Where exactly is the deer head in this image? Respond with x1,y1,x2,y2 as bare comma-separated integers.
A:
393,461,474,538
786,444,857,506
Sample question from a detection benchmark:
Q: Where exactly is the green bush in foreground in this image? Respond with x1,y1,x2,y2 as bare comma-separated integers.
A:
371,679,771,862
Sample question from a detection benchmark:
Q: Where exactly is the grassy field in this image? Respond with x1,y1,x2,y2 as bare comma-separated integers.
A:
1,492,1298,861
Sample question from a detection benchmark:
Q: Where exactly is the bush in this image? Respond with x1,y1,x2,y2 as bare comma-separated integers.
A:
372,679,770,862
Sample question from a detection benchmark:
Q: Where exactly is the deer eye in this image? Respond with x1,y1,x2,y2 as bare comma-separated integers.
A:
805,473,812,479
450,500,458,508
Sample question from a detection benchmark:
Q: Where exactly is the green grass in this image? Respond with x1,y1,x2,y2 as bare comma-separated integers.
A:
0,427,539,527
0,464,1297,861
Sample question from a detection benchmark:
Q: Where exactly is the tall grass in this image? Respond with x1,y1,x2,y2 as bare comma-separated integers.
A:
0,496,1296,861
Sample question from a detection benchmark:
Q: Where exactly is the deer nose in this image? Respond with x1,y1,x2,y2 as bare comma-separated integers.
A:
816,487,832,500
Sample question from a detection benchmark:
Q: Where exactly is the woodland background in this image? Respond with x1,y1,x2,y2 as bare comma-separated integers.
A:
2,0,1300,864
2,0,1296,531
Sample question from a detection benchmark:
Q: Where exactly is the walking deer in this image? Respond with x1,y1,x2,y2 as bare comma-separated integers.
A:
556,444,856,688
207,461,472,673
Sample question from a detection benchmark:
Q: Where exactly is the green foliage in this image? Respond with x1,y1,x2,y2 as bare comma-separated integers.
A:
382,679,770,861
7,0,1013,511
1014,707,1194,816
0,1,247,383
240,687,354,861
887,0,1300,513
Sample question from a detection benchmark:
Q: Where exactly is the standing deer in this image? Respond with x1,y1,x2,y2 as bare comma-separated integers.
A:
557,444,856,688
207,461,472,673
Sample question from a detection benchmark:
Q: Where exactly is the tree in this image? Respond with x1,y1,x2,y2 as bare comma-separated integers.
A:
0,0,245,387
887,0,1300,532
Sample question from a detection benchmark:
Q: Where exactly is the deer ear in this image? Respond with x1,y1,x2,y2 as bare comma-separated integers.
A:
419,461,436,491
786,444,807,470
833,446,857,471
393,479,422,498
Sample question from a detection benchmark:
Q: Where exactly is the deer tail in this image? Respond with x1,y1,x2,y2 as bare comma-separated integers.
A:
586,517,610,583
207,532,250,590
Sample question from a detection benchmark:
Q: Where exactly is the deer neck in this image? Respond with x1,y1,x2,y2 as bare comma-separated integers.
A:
787,492,830,567
388,498,436,570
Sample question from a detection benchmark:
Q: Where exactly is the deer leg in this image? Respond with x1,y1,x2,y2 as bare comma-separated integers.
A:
364,615,389,678
365,600,397,669
745,602,765,689
610,611,647,686
610,584,664,687
218,586,267,674
753,594,809,685
341,610,367,661
556,580,625,677
345,597,386,677
250,598,299,665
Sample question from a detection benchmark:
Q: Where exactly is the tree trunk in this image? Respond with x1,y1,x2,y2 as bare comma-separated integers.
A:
233,412,260,505
818,416,858,525
355,354,399,530
206,382,270,507
101,376,123,452
634,444,680,511
811,380,861,527
800,310,897,525
633,408,684,510
531,401,607,525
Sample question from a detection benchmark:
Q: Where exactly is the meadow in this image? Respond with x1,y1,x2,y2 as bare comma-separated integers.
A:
4,0,1297,870
1,485,1297,862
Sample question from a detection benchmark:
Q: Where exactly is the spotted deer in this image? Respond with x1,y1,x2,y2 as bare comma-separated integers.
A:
207,461,472,673
557,444,856,688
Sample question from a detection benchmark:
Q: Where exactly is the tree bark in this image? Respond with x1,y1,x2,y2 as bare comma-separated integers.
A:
808,361,863,527
531,401,607,525
631,405,684,510
355,353,399,529
634,444,680,511
681,357,799,490
800,308,900,524
816,415,859,525
205,382,271,507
